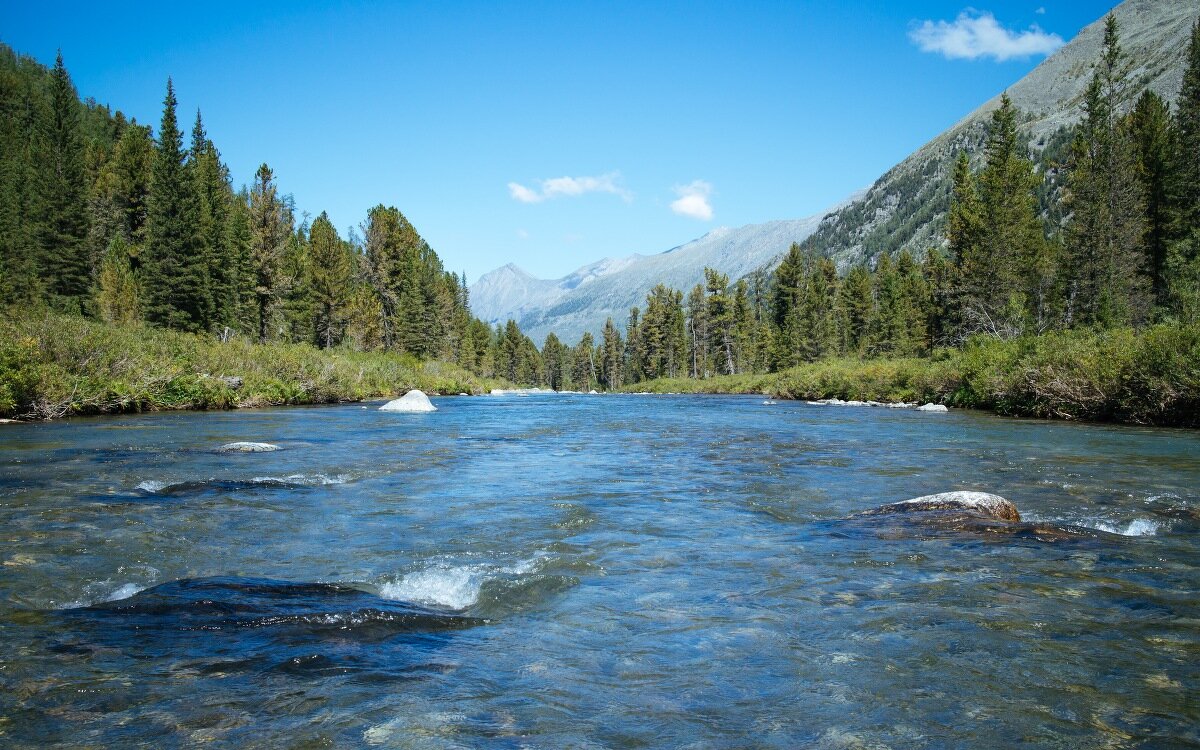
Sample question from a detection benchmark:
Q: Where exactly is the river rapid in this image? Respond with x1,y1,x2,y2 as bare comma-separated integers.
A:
1,393,1197,748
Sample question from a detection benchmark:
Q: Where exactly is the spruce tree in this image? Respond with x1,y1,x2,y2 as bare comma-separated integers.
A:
309,211,351,348
1065,15,1150,328
1129,90,1174,312
144,79,207,331
974,94,1050,335
36,52,91,312
1167,19,1200,320
248,163,291,341
542,333,566,390
600,317,624,390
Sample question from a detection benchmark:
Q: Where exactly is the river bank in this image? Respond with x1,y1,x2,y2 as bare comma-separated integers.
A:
0,311,500,420
621,324,1200,428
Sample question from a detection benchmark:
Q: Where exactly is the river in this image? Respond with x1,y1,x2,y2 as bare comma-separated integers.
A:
1,394,1197,748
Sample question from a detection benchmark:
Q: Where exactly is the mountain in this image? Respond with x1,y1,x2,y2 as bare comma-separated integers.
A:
799,0,1195,269
472,0,1193,345
471,197,860,344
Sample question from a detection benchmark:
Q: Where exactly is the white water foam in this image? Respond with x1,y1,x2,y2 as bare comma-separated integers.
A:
104,582,145,601
1084,518,1162,537
251,474,350,486
61,580,147,609
135,480,168,493
379,557,543,609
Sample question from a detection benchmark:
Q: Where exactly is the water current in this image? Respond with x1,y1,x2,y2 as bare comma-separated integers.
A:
1,393,1197,748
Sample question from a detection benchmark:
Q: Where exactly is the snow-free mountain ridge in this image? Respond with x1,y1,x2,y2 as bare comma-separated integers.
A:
471,0,1194,345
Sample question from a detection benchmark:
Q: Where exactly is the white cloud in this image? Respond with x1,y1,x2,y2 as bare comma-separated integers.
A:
516,228,530,240
670,180,714,221
910,10,1064,61
506,172,632,203
1035,7,1046,15
508,182,542,203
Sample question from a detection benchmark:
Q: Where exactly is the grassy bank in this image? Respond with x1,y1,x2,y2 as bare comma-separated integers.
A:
0,311,501,420
622,325,1200,428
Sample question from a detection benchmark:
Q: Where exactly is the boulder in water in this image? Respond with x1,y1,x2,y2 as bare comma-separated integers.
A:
858,491,1020,522
219,441,280,453
379,390,437,413
916,403,949,412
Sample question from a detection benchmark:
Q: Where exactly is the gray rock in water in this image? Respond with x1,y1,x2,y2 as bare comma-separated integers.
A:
219,441,280,453
858,491,1021,522
379,390,437,413
916,403,949,412
219,376,244,390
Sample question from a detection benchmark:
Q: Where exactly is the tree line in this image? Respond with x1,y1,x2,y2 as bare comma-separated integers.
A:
0,45,523,377
3,16,1197,393
502,15,1200,391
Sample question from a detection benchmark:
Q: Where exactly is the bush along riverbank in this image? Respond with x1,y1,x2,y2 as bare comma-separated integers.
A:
0,312,502,420
621,325,1200,428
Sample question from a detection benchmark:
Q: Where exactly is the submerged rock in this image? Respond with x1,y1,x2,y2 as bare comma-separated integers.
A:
858,491,1021,522
379,390,437,413
916,403,949,412
218,441,280,453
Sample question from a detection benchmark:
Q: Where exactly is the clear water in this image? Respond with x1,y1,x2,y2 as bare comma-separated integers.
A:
1,394,1198,748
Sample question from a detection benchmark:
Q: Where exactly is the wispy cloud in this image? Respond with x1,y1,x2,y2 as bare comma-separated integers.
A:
507,172,632,203
670,180,714,221
910,9,1064,61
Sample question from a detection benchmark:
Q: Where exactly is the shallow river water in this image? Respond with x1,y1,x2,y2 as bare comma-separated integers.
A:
1,393,1198,748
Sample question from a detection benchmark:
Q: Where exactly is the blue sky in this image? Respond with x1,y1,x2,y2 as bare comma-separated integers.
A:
2,1,1117,282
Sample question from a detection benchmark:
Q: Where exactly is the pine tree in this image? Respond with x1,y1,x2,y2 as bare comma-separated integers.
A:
35,52,91,312
971,94,1050,335
1129,90,1174,311
309,211,351,348
0,54,41,303
542,333,567,390
837,264,874,356
600,317,624,390
95,236,140,324
704,268,737,375
1065,15,1150,328
571,332,597,390
143,79,208,331
247,163,291,341
685,285,708,377
189,110,239,330
945,151,980,340
1167,19,1200,321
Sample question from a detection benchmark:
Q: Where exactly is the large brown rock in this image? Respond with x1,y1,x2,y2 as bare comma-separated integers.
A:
857,491,1021,523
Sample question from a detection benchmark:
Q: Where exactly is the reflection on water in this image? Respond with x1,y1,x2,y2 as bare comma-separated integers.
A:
1,394,1198,748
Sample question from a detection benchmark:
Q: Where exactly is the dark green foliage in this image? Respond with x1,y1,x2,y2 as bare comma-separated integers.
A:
144,79,208,332
35,52,91,312
309,212,352,348
1130,90,1175,309
1168,19,1200,321
1065,16,1150,328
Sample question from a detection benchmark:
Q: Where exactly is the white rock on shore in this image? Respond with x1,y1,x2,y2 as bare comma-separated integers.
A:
379,390,437,413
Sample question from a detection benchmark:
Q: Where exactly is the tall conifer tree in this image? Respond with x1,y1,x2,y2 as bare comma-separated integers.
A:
36,52,91,312
144,79,207,331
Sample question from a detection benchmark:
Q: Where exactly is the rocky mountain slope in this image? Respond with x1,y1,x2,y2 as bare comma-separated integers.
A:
471,205,856,343
472,0,1194,345
800,0,1194,269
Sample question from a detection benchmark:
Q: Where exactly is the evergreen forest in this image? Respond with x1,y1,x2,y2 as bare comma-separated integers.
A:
2,16,1199,424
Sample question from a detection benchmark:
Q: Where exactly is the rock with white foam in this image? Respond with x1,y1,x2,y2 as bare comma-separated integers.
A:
858,491,1021,522
219,441,280,453
916,403,949,412
379,390,437,413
